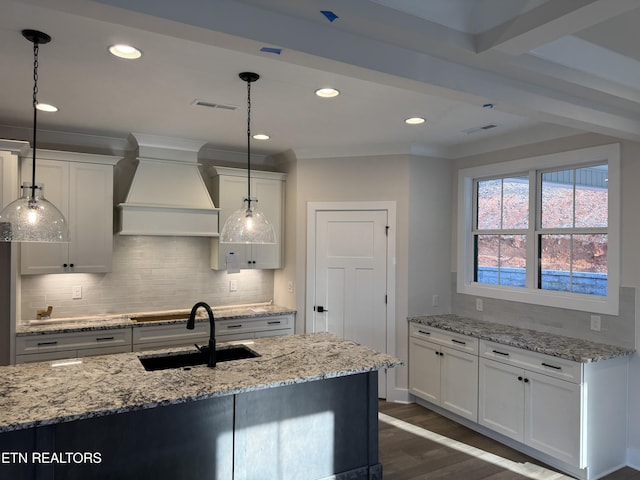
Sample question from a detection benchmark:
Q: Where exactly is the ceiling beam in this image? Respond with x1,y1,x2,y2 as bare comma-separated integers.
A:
476,0,639,55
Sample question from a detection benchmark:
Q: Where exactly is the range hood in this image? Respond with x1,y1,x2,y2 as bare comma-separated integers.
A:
116,134,219,236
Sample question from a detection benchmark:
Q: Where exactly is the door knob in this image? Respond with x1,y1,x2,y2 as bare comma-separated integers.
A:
315,306,328,313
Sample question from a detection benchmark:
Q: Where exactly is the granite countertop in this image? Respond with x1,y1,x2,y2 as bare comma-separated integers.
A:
0,332,401,433
16,304,296,336
409,314,635,363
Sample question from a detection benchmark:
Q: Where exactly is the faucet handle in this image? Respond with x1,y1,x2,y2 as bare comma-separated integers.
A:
194,343,208,353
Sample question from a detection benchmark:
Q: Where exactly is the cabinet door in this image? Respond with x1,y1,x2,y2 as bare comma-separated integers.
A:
250,177,282,269
211,169,284,270
21,159,69,274
478,358,524,441
69,162,113,272
525,371,583,467
409,337,441,404
440,345,478,421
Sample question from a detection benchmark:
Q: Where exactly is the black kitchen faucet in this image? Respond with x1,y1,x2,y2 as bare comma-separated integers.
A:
187,302,216,367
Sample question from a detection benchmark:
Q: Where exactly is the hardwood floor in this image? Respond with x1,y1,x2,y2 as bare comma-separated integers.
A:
378,401,640,480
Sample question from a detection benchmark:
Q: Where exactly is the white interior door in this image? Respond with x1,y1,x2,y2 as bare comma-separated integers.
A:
312,209,388,397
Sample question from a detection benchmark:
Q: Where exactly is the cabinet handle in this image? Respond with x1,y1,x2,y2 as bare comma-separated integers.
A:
492,350,510,356
524,378,529,383
451,339,466,345
267,321,281,325
417,330,431,335
227,324,243,329
37,341,58,346
96,336,115,342
541,362,562,370
63,263,74,268
518,376,523,381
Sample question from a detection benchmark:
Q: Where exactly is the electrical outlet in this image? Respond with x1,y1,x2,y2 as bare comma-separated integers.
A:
229,280,238,292
432,294,439,307
590,315,601,331
287,281,294,293
72,285,82,299
476,298,483,311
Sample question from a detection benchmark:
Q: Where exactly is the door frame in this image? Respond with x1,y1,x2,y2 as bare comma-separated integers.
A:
306,201,397,397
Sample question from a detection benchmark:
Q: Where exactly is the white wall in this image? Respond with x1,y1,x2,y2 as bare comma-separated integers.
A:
451,133,640,468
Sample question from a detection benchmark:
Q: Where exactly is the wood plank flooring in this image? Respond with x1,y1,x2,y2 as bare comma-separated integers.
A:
378,401,640,480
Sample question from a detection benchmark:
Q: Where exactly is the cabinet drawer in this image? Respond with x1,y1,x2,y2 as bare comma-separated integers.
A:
132,322,209,346
16,329,132,355
409,323,478,355
480,340,582,384
218,314,293,335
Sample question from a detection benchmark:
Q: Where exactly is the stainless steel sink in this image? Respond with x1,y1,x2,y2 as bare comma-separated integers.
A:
139,345,260,371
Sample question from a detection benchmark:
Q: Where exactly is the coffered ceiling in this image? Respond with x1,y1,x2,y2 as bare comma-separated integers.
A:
1,0,638,160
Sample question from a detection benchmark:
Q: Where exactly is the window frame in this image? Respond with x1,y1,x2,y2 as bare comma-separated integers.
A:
457,143,620,315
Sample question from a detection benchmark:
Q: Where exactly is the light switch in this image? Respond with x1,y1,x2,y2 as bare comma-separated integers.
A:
72,285,82,299
229,280,238,292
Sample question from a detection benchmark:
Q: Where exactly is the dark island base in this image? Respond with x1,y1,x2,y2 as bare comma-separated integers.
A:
1,372,381,480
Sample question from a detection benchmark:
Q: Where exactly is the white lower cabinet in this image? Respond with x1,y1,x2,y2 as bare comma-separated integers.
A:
409,324,629,480
409,324,478,421
132,314,295,351
15,329,132,364
478,355,582,467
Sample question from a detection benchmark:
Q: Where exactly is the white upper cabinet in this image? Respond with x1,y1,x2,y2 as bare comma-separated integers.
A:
21,150,118,274
210,166,286,270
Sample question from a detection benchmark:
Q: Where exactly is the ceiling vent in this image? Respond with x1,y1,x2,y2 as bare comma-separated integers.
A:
192,99,238,111
463,124,498,135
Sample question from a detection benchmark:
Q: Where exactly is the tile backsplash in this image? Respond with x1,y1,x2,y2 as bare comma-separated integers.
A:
20,236,274,321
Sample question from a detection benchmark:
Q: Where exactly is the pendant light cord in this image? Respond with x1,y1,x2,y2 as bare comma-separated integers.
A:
30,40,39,199
246,77,252,212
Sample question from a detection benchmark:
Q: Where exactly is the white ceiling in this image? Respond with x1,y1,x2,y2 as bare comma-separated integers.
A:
1,0,639,161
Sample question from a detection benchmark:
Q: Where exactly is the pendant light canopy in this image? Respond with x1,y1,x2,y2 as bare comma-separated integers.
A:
219,72,276,244
0,30,68,243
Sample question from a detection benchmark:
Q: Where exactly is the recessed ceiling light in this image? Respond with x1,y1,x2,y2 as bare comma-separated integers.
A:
405,117,425,125
36,103,58,112
108,44,142,59
253,133,270,140
315,88,340,98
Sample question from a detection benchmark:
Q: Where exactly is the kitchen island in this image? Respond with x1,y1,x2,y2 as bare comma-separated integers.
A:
0,332,401,480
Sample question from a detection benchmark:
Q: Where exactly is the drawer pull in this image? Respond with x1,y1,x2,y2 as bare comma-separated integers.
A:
451,339,466,345
267,321,281,325
37,341,58,346
492,350,510,356
417,330,431,335
541,362,562,370
96,336,115,342
227,324,243,329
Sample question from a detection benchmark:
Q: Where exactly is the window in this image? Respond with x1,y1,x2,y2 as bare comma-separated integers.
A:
458,144,620,314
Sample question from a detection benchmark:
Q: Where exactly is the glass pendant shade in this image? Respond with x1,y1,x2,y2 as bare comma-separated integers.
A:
0,183,68,242
220,197,276,244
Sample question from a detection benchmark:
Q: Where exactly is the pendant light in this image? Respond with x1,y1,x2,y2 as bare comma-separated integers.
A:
219,72,276,244
0,30,68,243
